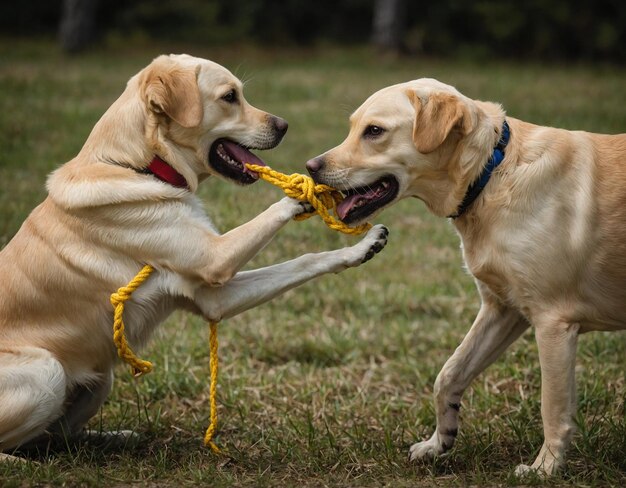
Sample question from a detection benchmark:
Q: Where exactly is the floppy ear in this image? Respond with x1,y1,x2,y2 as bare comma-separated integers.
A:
406,90,474,154
141,57,203,128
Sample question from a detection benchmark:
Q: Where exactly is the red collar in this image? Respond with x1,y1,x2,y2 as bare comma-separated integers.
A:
145,155,189,189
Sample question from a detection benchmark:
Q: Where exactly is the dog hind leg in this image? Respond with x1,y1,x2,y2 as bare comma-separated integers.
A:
43,371,116,441
0,347,67,457
54,372,137,448
515,318,579,477
22,370,138,451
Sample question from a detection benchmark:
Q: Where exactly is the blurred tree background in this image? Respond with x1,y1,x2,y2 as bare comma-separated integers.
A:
1,0,624,61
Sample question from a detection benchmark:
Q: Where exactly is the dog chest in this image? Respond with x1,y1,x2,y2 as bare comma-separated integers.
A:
458,220,582,314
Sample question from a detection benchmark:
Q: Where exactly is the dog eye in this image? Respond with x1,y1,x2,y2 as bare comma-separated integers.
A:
363,125,385,138
221,90,238,104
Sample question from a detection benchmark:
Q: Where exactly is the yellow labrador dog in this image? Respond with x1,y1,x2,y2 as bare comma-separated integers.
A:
0,54,388,460
306,78,625,475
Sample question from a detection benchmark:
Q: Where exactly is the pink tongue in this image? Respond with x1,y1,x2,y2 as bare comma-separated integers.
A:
221,140,266,173
336,194,364,220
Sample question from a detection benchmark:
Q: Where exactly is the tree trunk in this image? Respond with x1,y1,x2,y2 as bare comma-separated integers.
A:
59,0,99,53
372,0,407,53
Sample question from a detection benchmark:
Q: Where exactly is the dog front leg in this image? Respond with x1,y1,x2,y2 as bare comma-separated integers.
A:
199,197,311,286
99,197,307,287
194,224,388,321
410,295,529,461
515,319,579,477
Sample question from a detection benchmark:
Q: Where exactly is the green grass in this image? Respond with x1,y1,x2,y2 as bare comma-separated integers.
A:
1,39,625,487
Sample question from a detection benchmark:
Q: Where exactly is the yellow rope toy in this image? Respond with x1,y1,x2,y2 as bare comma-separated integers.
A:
111,164,371,454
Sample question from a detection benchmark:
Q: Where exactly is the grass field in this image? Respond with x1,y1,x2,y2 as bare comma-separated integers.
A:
0,39,625,487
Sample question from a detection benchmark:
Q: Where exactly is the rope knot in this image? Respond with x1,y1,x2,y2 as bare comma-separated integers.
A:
246,164,371,235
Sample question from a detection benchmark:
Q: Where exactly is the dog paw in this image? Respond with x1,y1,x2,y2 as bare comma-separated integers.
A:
276,197,311,219
344,224,388,267
514,460,557,478
514,464,535,477
295,201,315,216
515,442,563,477
80,429,139,449
0,453,29,464
409,433,448,461
361,224,389,263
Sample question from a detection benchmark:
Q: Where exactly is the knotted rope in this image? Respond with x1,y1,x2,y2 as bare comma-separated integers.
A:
111,166,371,454
246,164,371,235
111,268,222,453
111,264,154,377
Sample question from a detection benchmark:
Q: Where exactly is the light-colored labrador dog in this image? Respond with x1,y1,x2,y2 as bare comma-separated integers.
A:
305,78,625,475
0,54,388,460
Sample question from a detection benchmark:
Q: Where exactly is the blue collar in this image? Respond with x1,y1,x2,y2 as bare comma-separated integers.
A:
449,120,510,219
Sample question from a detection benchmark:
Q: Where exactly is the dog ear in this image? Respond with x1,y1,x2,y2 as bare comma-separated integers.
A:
406,90,474,154
142,57,203,128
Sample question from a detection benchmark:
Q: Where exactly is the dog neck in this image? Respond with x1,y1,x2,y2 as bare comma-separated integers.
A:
77,77,199,192
143,155,189,189
447,120,510,219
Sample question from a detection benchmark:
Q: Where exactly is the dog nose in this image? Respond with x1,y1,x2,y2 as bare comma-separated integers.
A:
273,116,289,137
306,157,325,175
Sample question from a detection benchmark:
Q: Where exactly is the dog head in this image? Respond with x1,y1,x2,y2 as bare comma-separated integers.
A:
137,54,288,188
306,78,502,221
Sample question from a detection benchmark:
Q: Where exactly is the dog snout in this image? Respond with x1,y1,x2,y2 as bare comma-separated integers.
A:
270,116,288,143
306,156,325,177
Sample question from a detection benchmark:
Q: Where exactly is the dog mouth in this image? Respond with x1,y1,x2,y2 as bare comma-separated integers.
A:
336,175,399,224
208,139,267,185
